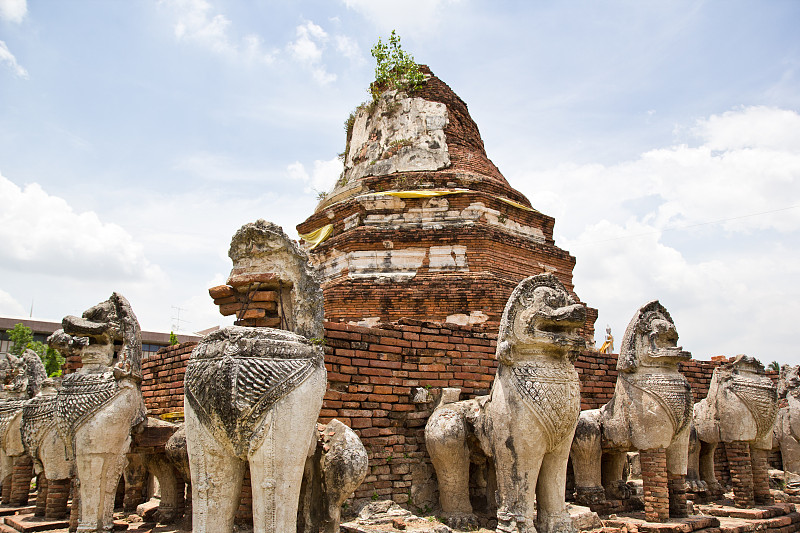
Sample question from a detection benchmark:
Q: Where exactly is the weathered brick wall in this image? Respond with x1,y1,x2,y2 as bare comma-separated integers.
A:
141,341,195,417
321,319,497,503
138,325,778,506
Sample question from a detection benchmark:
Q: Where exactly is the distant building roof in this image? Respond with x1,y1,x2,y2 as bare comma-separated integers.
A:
0,316,202,346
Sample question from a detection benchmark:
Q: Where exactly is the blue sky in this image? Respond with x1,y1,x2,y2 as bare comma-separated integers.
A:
1,0,798,364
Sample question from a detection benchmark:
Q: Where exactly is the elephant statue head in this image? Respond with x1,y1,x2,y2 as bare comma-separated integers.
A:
617,300,691,373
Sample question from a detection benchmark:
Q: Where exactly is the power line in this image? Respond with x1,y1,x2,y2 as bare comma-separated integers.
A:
570,204,799,247
171,306,190,333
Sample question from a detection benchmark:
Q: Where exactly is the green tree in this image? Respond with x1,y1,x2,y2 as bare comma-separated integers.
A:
6,322,33,355
4,323,64,377
27,340,64,377
169,331,178,346
769,360,781,373
369,30,424,101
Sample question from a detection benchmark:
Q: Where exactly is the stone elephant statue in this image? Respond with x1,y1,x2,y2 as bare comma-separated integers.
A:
52,292,147,532
297,418,369,533
426,273,587,533
0,349,47,506
21,377,73,519
693,355,777,508
775,365,800,475
184,220,327,533
570,301,693,522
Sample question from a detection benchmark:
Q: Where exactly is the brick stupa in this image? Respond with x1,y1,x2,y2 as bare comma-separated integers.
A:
297,66,597,338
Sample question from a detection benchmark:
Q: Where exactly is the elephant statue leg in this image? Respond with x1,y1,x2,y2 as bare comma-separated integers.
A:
142,453,185,523
488,381,547,533
248,366,325,533
0,449,11,503
698,441,720,495
123,453,147,512
537,434,578,533
725,441,755,508
570,410,604,506
425,407,474,525
750,439,773,505
184,401,246,533
602,451,630,500
666,430,689,517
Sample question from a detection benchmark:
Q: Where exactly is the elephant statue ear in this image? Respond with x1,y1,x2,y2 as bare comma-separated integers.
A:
21,348,47,398
109,292,142,378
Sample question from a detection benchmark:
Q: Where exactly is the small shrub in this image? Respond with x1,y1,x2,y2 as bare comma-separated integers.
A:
369,30,424,102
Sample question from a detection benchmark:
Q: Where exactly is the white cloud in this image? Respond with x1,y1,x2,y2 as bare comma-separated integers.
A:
335,35,362,63
0,41,28,79
163,0,275,64
0,0,26,23
0,289,25,317
512,106,800,363
343,0,463,33
172,152,279,182
693,105,800,152
287,21,336,85
0,173,165,283
288,157,343,195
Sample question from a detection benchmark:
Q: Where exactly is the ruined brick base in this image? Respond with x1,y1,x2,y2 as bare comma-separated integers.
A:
668,473,688,518
0,473,10,504
69,478,79,532
752,447,775,505
34,475,47,516
235,466,253,526
726,441,755,508
45,477,70,520
641,448,669,522
9,454,33,506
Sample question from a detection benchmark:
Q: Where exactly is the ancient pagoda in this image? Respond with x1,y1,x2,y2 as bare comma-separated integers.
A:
296,66,596,339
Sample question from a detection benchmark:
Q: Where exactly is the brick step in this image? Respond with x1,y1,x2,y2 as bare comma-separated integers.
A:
603,514,720,533
4,513,69,532
698,503,797,520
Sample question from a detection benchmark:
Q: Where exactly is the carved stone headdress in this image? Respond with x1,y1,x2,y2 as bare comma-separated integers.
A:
617,300,686,372
60,292,142,377
228,220,323,340
496,272,586,362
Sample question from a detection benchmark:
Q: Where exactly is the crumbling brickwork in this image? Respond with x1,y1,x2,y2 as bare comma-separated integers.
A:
141,341,196,417
296,67,597,340
141,325,747,506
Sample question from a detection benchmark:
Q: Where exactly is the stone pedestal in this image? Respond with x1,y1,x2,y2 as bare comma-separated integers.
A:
726,441,755,508
641,448,669,522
